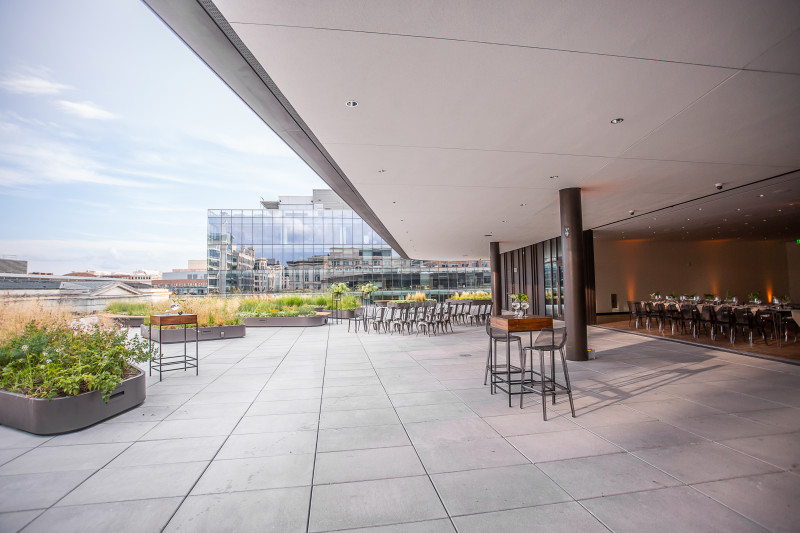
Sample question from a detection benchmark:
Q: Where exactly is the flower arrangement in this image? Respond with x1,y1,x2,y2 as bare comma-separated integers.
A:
0,321,154,402
358,282,378,296
330,283,349,297
509,293,529,302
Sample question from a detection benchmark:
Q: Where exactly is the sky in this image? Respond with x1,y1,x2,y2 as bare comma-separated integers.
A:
0,0,324,275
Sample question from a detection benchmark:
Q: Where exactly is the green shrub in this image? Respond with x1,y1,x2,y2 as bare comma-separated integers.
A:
0,322,154,401
104,301,156,316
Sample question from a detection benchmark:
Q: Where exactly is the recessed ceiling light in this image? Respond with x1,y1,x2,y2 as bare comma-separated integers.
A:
737,208,741,211
697,208,702,211
378,169,386,173
759,194,764,198
610,118,624,124
550,175,558,179
520,203,527,207
345,100,359,107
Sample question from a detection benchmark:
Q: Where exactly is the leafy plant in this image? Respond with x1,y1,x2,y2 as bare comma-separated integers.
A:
509,293,529,302
649,290,660,298
451,291,491,300
781,295,791,304
703,293,715,300
0,322,155,402
403,291,429,302
747,291,762,302
104,301,156,316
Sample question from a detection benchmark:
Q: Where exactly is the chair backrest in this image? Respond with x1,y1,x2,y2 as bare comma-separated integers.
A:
627,301,635,313
733,307,750,325
375,307,385,320
533,327,567,350
715,306,731,322
680,304,694,320
792,310,800,326
699,305,713,321
634,301,643,313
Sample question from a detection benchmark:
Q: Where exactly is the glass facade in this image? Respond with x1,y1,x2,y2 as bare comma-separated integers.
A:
543,237,564,318
207,191,491,297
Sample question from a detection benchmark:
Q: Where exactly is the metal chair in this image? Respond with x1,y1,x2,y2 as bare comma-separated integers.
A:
697,305,715,339
633,301,648,329
346,306,364,333
520,328,575,420
733,307,753,346
483,319,523,386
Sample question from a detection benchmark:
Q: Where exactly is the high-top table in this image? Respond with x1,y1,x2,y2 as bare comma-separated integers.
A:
489,315,553,407
149,314,199,381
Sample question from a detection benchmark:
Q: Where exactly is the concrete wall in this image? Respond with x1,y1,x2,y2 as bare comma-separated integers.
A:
594,238,792,313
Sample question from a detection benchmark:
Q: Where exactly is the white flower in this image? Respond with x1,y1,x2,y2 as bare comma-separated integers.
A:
21,344,28,352
42,351,48,357
40,364,45,369
45,359,52,364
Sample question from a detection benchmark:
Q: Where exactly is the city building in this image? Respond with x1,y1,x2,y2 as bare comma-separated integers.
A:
208,190,491,295
153,260,209,295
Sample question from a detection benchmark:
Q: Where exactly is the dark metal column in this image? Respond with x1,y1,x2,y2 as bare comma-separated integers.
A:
559,188,588,361
490,241,502,316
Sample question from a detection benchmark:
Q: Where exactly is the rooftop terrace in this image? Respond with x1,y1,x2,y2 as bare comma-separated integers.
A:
1,324,798,532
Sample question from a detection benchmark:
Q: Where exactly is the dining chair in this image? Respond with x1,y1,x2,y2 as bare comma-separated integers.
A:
520,328,575,420
483,319,523,387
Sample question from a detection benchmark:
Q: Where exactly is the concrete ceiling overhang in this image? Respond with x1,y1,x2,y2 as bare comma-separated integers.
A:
144,0,800,259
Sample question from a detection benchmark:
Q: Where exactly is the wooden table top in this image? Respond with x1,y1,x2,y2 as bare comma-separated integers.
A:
490,315,553,332
149,314,198,326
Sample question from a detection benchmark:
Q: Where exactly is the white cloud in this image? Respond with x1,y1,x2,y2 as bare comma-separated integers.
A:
56,100,117,120
0,73,72,95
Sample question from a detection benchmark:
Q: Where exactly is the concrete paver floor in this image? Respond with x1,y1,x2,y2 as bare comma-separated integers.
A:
1,323,798,532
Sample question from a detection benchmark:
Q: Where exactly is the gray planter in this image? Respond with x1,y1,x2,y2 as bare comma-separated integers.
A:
328,309,356,319
242,316,328,327
446,299,492,306
140,324,246,343
101,314,145,328
0,368,146,435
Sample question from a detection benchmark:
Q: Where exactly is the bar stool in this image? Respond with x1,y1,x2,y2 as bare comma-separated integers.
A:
483,320,523,386
520,328,576,420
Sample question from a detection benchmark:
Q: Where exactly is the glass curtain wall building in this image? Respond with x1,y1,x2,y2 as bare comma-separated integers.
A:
207,190,491,297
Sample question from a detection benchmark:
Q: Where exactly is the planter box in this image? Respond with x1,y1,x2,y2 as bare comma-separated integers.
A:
242,316,328,327
446,299,492,306
99,314,145,328
0,368,146,435
328,309,356,319
140,324,246,343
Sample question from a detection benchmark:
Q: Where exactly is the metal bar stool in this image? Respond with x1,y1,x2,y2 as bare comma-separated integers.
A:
520,328,576,420
483,320,523,387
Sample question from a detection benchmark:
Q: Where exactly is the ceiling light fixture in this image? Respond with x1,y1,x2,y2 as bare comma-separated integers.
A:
378,169,386,173
550,175,558,179
483,234,493,237
610,118,624,124
345,100,359,107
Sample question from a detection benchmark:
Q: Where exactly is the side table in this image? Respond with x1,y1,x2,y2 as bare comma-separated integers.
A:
149,314,199,381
